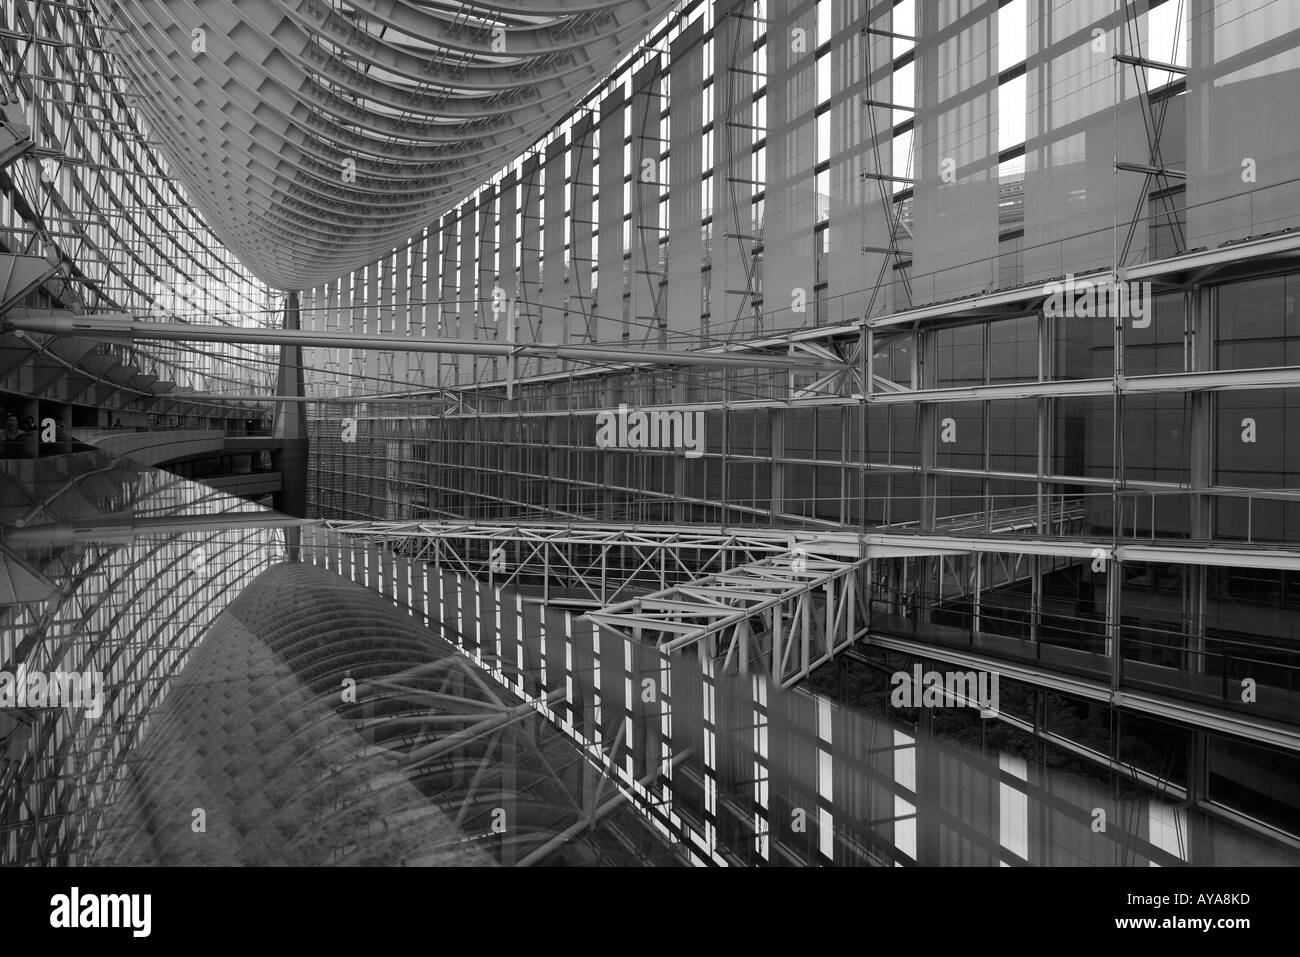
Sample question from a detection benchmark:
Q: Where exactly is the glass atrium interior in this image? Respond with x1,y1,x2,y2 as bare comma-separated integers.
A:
0,0,1298,867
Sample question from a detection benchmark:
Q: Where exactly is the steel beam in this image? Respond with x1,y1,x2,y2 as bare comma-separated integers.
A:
861,366,1300,404
312,518,1300,581
5,512,311,546
4,313,835,372
866,633,1300,754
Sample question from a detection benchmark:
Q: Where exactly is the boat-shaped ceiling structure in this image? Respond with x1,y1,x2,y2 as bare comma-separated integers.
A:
96,0,678,290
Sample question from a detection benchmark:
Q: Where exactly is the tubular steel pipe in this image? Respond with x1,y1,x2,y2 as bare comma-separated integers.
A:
5,313,838,372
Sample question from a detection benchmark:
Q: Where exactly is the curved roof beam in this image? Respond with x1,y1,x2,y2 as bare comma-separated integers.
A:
95,0,677,289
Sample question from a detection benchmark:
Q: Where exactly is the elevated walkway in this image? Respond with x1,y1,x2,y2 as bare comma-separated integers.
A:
585,553,869,689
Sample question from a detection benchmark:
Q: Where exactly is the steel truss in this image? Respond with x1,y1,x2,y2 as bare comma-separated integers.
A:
585,553,870,689
89,562,687,866
305,520,1300,760
314,519,806,607
94,0,684,290
0,465,285,865
315,517,1300,604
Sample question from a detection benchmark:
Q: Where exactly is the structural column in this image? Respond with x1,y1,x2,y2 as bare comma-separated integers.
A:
272,291,309,519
